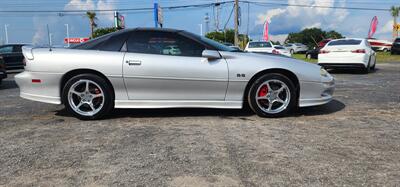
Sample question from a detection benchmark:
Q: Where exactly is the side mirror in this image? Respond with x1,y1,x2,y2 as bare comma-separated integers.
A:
202,50,221,59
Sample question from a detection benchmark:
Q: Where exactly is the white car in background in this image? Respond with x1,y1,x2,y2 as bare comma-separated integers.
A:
245,42,291,57
245,41,274,53
273,45,292,57
318,38,376,73
284,43,309,54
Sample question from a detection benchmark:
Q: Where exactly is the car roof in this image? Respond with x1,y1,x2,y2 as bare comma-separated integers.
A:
125,27,184,33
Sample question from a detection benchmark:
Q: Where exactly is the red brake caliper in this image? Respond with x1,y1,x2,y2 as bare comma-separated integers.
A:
258,85,269,97
94,88,101,94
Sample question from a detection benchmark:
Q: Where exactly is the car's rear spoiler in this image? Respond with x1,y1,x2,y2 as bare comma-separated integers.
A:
22,45,36,60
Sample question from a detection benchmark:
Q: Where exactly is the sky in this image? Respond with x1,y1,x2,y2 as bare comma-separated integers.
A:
0,0,399,46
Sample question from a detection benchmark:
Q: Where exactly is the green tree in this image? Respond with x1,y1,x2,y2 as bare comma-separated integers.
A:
205,29,249,49
86,11,98,38
92,27,118,38
390,6,400,39
285,28,343,48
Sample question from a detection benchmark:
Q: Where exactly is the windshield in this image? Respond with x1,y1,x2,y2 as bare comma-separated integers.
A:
199,36,239,52
182,31,238,52
248,42,272,48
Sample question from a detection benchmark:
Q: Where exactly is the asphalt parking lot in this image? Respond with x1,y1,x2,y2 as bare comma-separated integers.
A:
1,63,399,186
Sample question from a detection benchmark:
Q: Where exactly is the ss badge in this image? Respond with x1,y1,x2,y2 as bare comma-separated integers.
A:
237,74,246,78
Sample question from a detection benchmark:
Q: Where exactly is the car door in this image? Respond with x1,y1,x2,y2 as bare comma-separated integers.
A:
122,31,228,100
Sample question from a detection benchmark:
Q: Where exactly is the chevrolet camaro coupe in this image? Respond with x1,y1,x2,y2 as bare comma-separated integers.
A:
16,28,335,120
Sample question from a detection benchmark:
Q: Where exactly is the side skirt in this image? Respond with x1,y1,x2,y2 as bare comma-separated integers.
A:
114,100,243,109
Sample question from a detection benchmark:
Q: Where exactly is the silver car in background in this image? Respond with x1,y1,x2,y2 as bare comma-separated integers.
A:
16,28,335,120
284,43,309,54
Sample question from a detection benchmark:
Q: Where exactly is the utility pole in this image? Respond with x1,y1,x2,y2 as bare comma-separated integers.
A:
234,0,239,46
204,13,210,34
64,24,70,47
215,0,220,31
4,24,9,44
199,24,203,36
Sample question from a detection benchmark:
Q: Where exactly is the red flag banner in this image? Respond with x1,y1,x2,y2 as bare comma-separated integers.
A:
263,20,269,41
368,16,378,38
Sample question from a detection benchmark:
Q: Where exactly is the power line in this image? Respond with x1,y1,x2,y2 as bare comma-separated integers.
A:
0,0,394,14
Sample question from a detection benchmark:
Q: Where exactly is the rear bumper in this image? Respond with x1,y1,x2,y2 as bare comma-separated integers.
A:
318,63,366,69
15,71,62,104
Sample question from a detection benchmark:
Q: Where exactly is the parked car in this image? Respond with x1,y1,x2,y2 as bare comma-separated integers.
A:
367,38,392,52
223,42,241,51
16,28,335,120
305,39,332,59
0,56,6,85
284,43,308,54
0,44,26,71
273,45,292,57
318,38,376,73
244,41,275,53
391,38,400,55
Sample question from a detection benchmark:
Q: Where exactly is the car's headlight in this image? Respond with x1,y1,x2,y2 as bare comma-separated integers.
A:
320,68,328,77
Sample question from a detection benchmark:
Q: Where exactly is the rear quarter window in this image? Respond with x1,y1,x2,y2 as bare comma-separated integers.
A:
328,39,362,46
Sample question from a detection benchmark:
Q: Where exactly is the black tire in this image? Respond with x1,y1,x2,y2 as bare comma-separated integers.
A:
363,58,371,74
247,73,297,118
290,49,294,54
306,54,312,59
383,48,388,52
62,74,114,120
371,57,376,70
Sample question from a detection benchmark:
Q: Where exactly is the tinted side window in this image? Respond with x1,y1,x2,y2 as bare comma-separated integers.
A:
127,31,205,57
13,45,23,53
0,46,13,54
99,32,130,51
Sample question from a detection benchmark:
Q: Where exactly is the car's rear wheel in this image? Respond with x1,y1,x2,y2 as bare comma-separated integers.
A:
62,74,114,120
290,49,294,54
306,54,312,59
248,73,297,117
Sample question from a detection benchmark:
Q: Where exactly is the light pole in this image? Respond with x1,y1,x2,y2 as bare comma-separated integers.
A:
199,24,203,36
64,24,70,47
4,24,9,44
49,33,53,47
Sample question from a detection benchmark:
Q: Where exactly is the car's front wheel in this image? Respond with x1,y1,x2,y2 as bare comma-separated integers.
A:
248,73,297,117
62,74,114,120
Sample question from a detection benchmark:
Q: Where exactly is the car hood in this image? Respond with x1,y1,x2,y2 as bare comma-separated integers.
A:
219,51,324,82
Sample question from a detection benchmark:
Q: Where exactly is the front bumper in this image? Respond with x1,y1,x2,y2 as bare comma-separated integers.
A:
15,71,62,104
298,76,335,107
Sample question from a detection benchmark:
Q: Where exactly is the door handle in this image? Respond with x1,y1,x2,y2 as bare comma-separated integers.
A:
126,60,142,66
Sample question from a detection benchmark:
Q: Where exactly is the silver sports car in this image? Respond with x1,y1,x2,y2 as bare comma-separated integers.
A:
15,28,335,120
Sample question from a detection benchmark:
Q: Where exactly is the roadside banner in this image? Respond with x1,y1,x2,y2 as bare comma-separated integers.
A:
64,38,89,44
263,20,269,41
368,16,378,38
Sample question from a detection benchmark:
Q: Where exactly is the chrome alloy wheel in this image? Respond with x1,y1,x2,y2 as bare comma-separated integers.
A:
255,79,291,114
68,79,105,117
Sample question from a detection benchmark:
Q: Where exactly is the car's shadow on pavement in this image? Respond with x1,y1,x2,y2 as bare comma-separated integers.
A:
293,99,345,117
0,79,18,90
55,99,345,119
